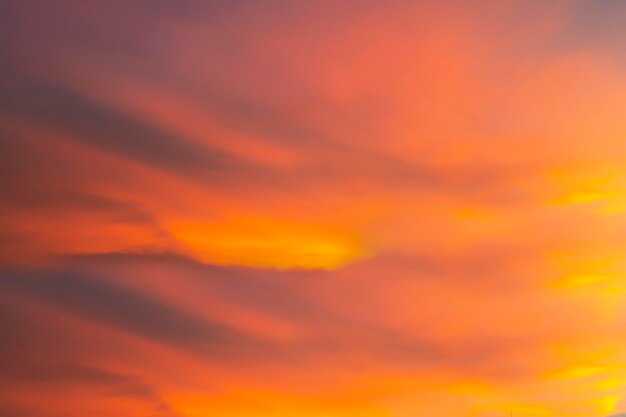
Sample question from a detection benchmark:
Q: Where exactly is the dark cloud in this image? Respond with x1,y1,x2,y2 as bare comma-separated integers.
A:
1,188,163,231
0,404,32,417
573,0,626,46
0,268,262,358
0,293,181,417
551,0,626,66
1,361,180,416
0,127,169,254
0,70,277,186
0,257,443,371
0,253,546,417
0,231,24,248
0,115,167,245
0,122,65,190
58,253,539,376
6,363,181,417
0,0,528,205
65,253,351,339
0,0,527,203
0,252,543,381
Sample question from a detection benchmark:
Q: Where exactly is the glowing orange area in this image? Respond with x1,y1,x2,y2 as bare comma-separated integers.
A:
549,168,626,212
170,218,365,269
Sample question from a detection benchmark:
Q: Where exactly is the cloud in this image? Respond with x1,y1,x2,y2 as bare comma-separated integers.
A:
0,70,276,186
0,288,183,417
0,254,543,383
0,267,264,359
2,362,181,416
2,0,626,416
49,253,553,378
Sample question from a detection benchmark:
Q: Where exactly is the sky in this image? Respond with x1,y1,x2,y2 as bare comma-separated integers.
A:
1,0,626,416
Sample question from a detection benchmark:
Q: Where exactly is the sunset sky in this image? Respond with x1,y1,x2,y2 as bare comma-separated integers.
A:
1,1,626,416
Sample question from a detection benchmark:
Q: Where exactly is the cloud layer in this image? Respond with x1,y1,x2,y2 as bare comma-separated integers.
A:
1,0,626,416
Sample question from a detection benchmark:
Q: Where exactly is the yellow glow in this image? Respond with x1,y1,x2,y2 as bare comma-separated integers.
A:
594,377,626,390
593,395,620,415
169,217,365,270
475,402,554,417
552,190,612,205
552,272,626,297
600,200,626,213
553,273,608,289
547,365,605,380
548,169,626,211
549,252,626,293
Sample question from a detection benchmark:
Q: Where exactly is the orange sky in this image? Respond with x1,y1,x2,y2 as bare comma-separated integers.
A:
1,1,626,416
